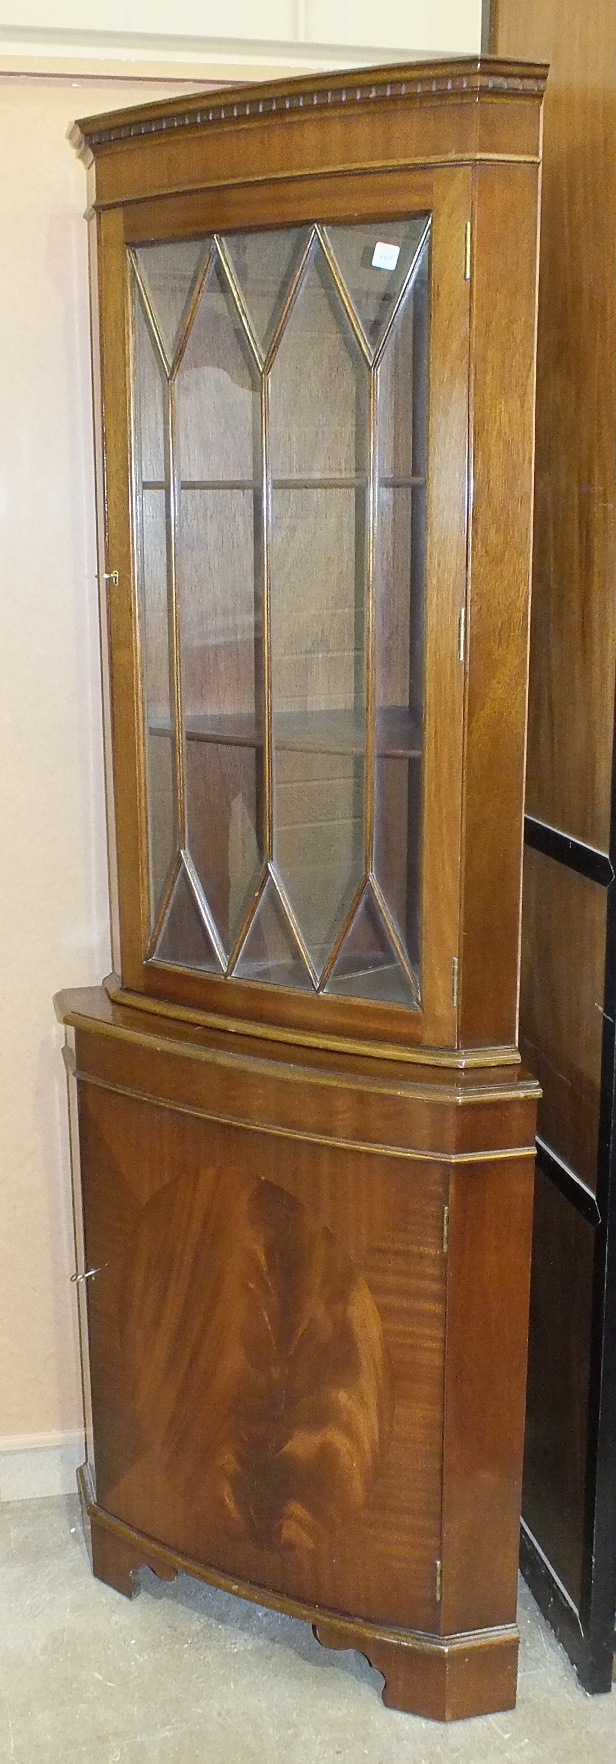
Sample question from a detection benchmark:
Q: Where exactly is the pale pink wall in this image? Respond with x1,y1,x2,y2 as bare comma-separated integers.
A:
0,77,196,1481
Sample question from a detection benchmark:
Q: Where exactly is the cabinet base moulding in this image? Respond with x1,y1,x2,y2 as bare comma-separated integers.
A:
79,1464,519,1724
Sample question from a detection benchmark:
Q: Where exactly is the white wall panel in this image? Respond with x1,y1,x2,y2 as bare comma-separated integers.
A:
305,0,482,52
0,2,482,65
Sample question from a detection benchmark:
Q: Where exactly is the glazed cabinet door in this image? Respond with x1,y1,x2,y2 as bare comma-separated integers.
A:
95,168,470,1049
76,1075,449,1633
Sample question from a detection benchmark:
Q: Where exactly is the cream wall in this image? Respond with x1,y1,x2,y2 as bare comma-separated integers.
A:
0,4,483,1499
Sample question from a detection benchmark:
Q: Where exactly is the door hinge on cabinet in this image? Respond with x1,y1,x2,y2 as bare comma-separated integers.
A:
464,220,472,281
442,1204,450,1256
451,957,459,1008
435,1559,442,1603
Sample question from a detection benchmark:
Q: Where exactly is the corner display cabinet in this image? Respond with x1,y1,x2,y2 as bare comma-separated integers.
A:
57,58,547,1723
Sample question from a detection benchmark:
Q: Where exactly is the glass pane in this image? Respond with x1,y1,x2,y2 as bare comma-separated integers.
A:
323,217,430,356
234,877,313,988
271,488,367,971
131,218,431,1005
133,290,178,926
222,227,309,358
269,245,369,479
134,239,210,367
273,749,364,975
176,256,260,484
271,488,366,718
134,297,166,482
325,887,417,1005
269,244,369,974
176,256,265,958
147,730,176,929
154,864,221,971
373,237,429,983
184,740,263,955
177,490,261,723
374,754,422,970
378,288,419,480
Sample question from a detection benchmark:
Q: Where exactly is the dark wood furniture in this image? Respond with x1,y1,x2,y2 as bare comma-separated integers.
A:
489,0,616,1694
57,58,545,1722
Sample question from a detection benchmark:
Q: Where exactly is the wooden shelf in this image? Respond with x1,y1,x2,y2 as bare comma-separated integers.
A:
140,475,425,492
149,706,421,758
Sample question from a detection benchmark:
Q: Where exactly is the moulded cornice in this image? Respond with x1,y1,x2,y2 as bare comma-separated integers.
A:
70,56,548,164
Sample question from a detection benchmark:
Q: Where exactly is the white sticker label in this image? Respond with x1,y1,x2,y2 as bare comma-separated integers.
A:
371,241,400,272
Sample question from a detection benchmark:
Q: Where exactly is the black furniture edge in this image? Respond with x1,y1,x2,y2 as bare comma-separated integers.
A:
519,830,616,1680
520,1521,614,1693
523,816,614,887
535,1138,601,1226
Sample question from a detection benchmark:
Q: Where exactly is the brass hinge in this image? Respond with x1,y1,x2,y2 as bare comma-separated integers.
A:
464,220,472,281
458,604,466,663
435,1559,442,1603
451,957,459,1008
442,1204,450,1256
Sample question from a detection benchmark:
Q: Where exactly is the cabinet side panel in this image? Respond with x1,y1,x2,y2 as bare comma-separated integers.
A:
493,0,616,849
420,167,470,1045
65,1049,94,1477
520,847,606,1192
441,1153,536,1634
98,208,150,988
89,214,122,977
459,162,541,1048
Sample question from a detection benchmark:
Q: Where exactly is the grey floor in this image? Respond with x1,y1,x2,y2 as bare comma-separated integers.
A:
0,1496,613,1763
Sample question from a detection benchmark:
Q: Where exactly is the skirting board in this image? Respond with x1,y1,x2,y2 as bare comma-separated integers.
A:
0,1432,85,1502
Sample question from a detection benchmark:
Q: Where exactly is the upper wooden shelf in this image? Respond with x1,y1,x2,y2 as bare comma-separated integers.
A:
149,706,421,759
142,477,425,493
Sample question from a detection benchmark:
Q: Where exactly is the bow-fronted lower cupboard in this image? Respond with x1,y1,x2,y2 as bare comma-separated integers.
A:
57,60,546,1722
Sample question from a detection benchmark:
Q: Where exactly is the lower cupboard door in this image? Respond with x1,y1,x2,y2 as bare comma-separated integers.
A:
77,1078,447,1634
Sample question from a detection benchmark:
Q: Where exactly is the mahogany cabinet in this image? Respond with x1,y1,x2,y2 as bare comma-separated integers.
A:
57,57,545,1721
489,0,616,1694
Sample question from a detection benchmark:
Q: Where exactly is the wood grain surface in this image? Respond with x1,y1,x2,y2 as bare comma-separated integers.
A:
60,985,539,1159
441,1155,535,1634
78,1080,447,1632
520,845,606,1190
458,161,541,1049
493,0,616,848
